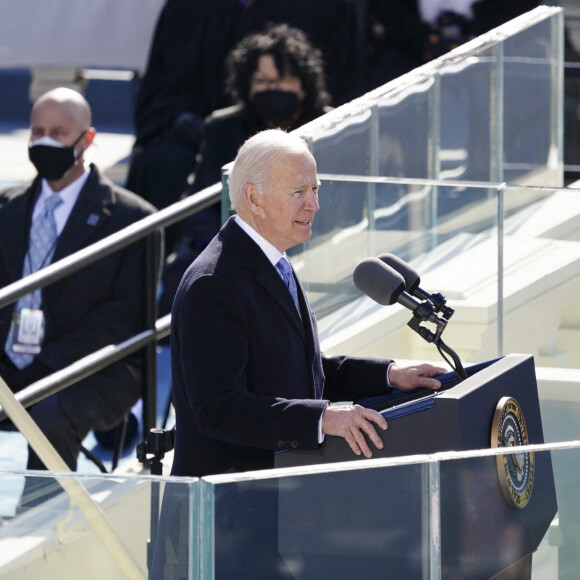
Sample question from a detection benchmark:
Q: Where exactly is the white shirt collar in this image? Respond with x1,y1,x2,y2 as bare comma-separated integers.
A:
34,169,90,235
234,215,287,268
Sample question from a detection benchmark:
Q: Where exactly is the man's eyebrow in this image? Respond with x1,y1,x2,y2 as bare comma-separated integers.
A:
290,181,321,189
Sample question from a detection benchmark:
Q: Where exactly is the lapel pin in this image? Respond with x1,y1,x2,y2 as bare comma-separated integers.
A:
86,213,100,226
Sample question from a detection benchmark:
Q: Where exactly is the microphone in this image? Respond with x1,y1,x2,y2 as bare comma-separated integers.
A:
377,253,454,320
353,258,446,330
354,256,466,379
377,253,423,298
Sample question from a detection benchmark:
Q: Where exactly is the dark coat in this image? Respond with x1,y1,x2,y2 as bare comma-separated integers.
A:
0,165,159,430
170,216,391,477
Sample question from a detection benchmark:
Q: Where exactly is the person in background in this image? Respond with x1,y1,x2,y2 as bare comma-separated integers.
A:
191,23,332,196
367,0,541,88
0,88,161,508
158,23,333,315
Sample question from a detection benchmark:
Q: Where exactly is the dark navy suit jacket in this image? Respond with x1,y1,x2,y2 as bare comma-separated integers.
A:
171,216,391,477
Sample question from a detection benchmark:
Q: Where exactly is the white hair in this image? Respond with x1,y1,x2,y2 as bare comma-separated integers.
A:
228,129,311,210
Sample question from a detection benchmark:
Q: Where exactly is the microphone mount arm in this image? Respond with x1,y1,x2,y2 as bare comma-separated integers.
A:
406,299,467,382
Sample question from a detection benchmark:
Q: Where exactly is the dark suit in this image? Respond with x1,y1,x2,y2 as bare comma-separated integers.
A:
0,164,159,472
171,216,391,478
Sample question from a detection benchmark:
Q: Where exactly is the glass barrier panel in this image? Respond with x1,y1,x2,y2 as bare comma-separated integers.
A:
289,178,500,364
150,476,199,580
200,442,580,580
438,56,496,183
293,7,562,188
375,81,433,180
0,471,197,580
502,16,562,186
545,446,580,577
203,462,427,579
438,449,558,578
564,64,580,183
310,109,374,177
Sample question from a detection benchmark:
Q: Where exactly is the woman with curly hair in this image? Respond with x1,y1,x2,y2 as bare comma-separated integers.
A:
192,23,332,197
158,24,333,315
224,23,332,130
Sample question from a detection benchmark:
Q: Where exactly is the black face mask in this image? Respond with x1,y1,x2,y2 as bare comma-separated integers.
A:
250,90,301,126
28,132,86,181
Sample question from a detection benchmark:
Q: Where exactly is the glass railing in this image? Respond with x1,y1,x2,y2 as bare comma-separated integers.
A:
199,444,568,580
294,6,563,187
285,176,578,369
3,352,580,579
3,440,580,578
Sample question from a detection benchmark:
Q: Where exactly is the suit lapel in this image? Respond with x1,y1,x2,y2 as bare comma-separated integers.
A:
255,265,306,335
223,217,307,341
52,167,114,261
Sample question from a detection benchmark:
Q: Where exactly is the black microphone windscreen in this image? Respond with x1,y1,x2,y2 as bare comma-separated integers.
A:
378,253,420,294
353,258,405,306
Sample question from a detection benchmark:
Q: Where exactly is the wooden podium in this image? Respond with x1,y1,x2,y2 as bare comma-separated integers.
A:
275,354,557,579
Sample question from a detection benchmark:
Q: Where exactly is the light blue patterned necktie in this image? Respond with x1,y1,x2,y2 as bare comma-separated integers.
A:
276,257,300,311
5,194,63,368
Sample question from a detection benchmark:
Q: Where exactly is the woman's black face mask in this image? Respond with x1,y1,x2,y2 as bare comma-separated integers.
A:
250,90,301,125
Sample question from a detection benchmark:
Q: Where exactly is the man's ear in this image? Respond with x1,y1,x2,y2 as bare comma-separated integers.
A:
85,127,97,144
80,127,97,152
244,183,263,216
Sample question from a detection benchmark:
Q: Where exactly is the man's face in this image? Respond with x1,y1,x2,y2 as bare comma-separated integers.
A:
255,151,320,253
28,97,94,188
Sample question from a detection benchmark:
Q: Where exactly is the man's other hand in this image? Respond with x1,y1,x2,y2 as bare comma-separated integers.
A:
322,404,388,459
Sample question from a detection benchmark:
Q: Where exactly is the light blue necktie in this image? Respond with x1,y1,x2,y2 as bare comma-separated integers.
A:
5,194,63,368
276,257,300,311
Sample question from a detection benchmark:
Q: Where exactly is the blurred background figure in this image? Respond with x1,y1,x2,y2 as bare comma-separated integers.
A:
367,0,541,89
158,23,333,316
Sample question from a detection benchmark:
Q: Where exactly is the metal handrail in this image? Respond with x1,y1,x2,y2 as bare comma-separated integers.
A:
0,314,171,423
0,183,221,308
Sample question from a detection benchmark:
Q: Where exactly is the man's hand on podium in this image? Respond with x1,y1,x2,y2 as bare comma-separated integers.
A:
322,405,388,459
388,363,447,391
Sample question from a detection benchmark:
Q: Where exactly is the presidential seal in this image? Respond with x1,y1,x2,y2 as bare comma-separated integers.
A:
491,396,535,509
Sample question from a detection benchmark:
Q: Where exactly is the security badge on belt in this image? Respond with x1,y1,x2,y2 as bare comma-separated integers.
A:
9,307,45,354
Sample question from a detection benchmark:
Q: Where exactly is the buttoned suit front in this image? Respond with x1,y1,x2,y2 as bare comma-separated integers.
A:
171,216,391,477
0,164,159,470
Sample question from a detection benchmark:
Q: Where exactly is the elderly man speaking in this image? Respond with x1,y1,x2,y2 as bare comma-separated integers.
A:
170,128,445,479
